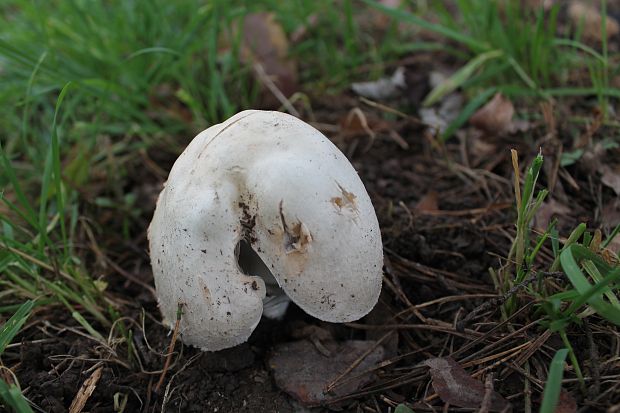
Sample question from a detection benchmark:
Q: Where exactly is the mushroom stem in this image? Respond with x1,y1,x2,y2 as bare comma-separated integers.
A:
237,238,290,319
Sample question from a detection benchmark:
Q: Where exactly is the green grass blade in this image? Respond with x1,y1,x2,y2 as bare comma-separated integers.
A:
519,154,544,215
394,404,414,413
0,193,38,231
553,38,605,62
583,260,620,308
126,47,181,60
71,311,105,342
360,0,488,52
560,245,620,324
424,50,503,106
539,348,569,413
50,82,74,252
441,87,496,140
550,223,587,271
0,143,38,228
20,51,48,160
0,379,34,413
0,300,35,355
563,264,620,319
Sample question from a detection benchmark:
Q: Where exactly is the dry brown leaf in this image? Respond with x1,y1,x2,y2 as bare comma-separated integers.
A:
605,233,620,258
467,135,500,167
568,1,620,43
269,339,384,405
68,366,103,413
423,357,510,412
600,165,620,196
534,199,572,230
416,191,439,212
241,13,298,104
580,141,607,174
554,389,578,413
469,93,514,135
601,199,620,230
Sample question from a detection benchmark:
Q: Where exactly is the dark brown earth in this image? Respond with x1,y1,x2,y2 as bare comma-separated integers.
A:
4,62,620,413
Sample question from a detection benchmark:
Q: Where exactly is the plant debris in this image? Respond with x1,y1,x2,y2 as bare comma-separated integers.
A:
422,357,511,412
469,93,515,135
269,339,385,406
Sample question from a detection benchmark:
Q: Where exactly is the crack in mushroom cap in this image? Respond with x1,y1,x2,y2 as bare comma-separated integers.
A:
148,110,383,351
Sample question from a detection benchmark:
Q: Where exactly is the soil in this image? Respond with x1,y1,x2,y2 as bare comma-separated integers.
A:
3,57,620,413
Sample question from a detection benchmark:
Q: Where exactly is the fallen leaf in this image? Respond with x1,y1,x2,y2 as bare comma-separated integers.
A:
506,118,531,134
554,389,577,413
600,165,620,196
568,1,620,43
575,107,603,148
419,93,463,135
423,357,510,412
241,13,298,105
69,366,103,413
416,191,439,212
351,67,407,100
269,340,384,405
601,199,620,231
469,93,514,135
561,149,585,167
419,108,447,135
580,141,607,174
534,199,572,230
601,200,620,259
467,135,501,168
604,233,620,260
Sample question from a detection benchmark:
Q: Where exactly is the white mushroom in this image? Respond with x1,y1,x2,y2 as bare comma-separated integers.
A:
148,110,383,351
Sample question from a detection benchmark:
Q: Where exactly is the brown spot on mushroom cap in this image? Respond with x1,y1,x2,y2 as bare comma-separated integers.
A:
278,200,313,254
331,182,358,213
199,279,212,306
284,221,312,254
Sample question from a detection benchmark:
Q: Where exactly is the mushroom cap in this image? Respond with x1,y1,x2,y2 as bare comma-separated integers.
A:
148,110,383,351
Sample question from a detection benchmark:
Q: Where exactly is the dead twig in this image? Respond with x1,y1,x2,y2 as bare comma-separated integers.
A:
477,372,494,413
154,302,183,394
253,63,300,117
456,271,563,331
584,319,601,400
68,365,103,413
